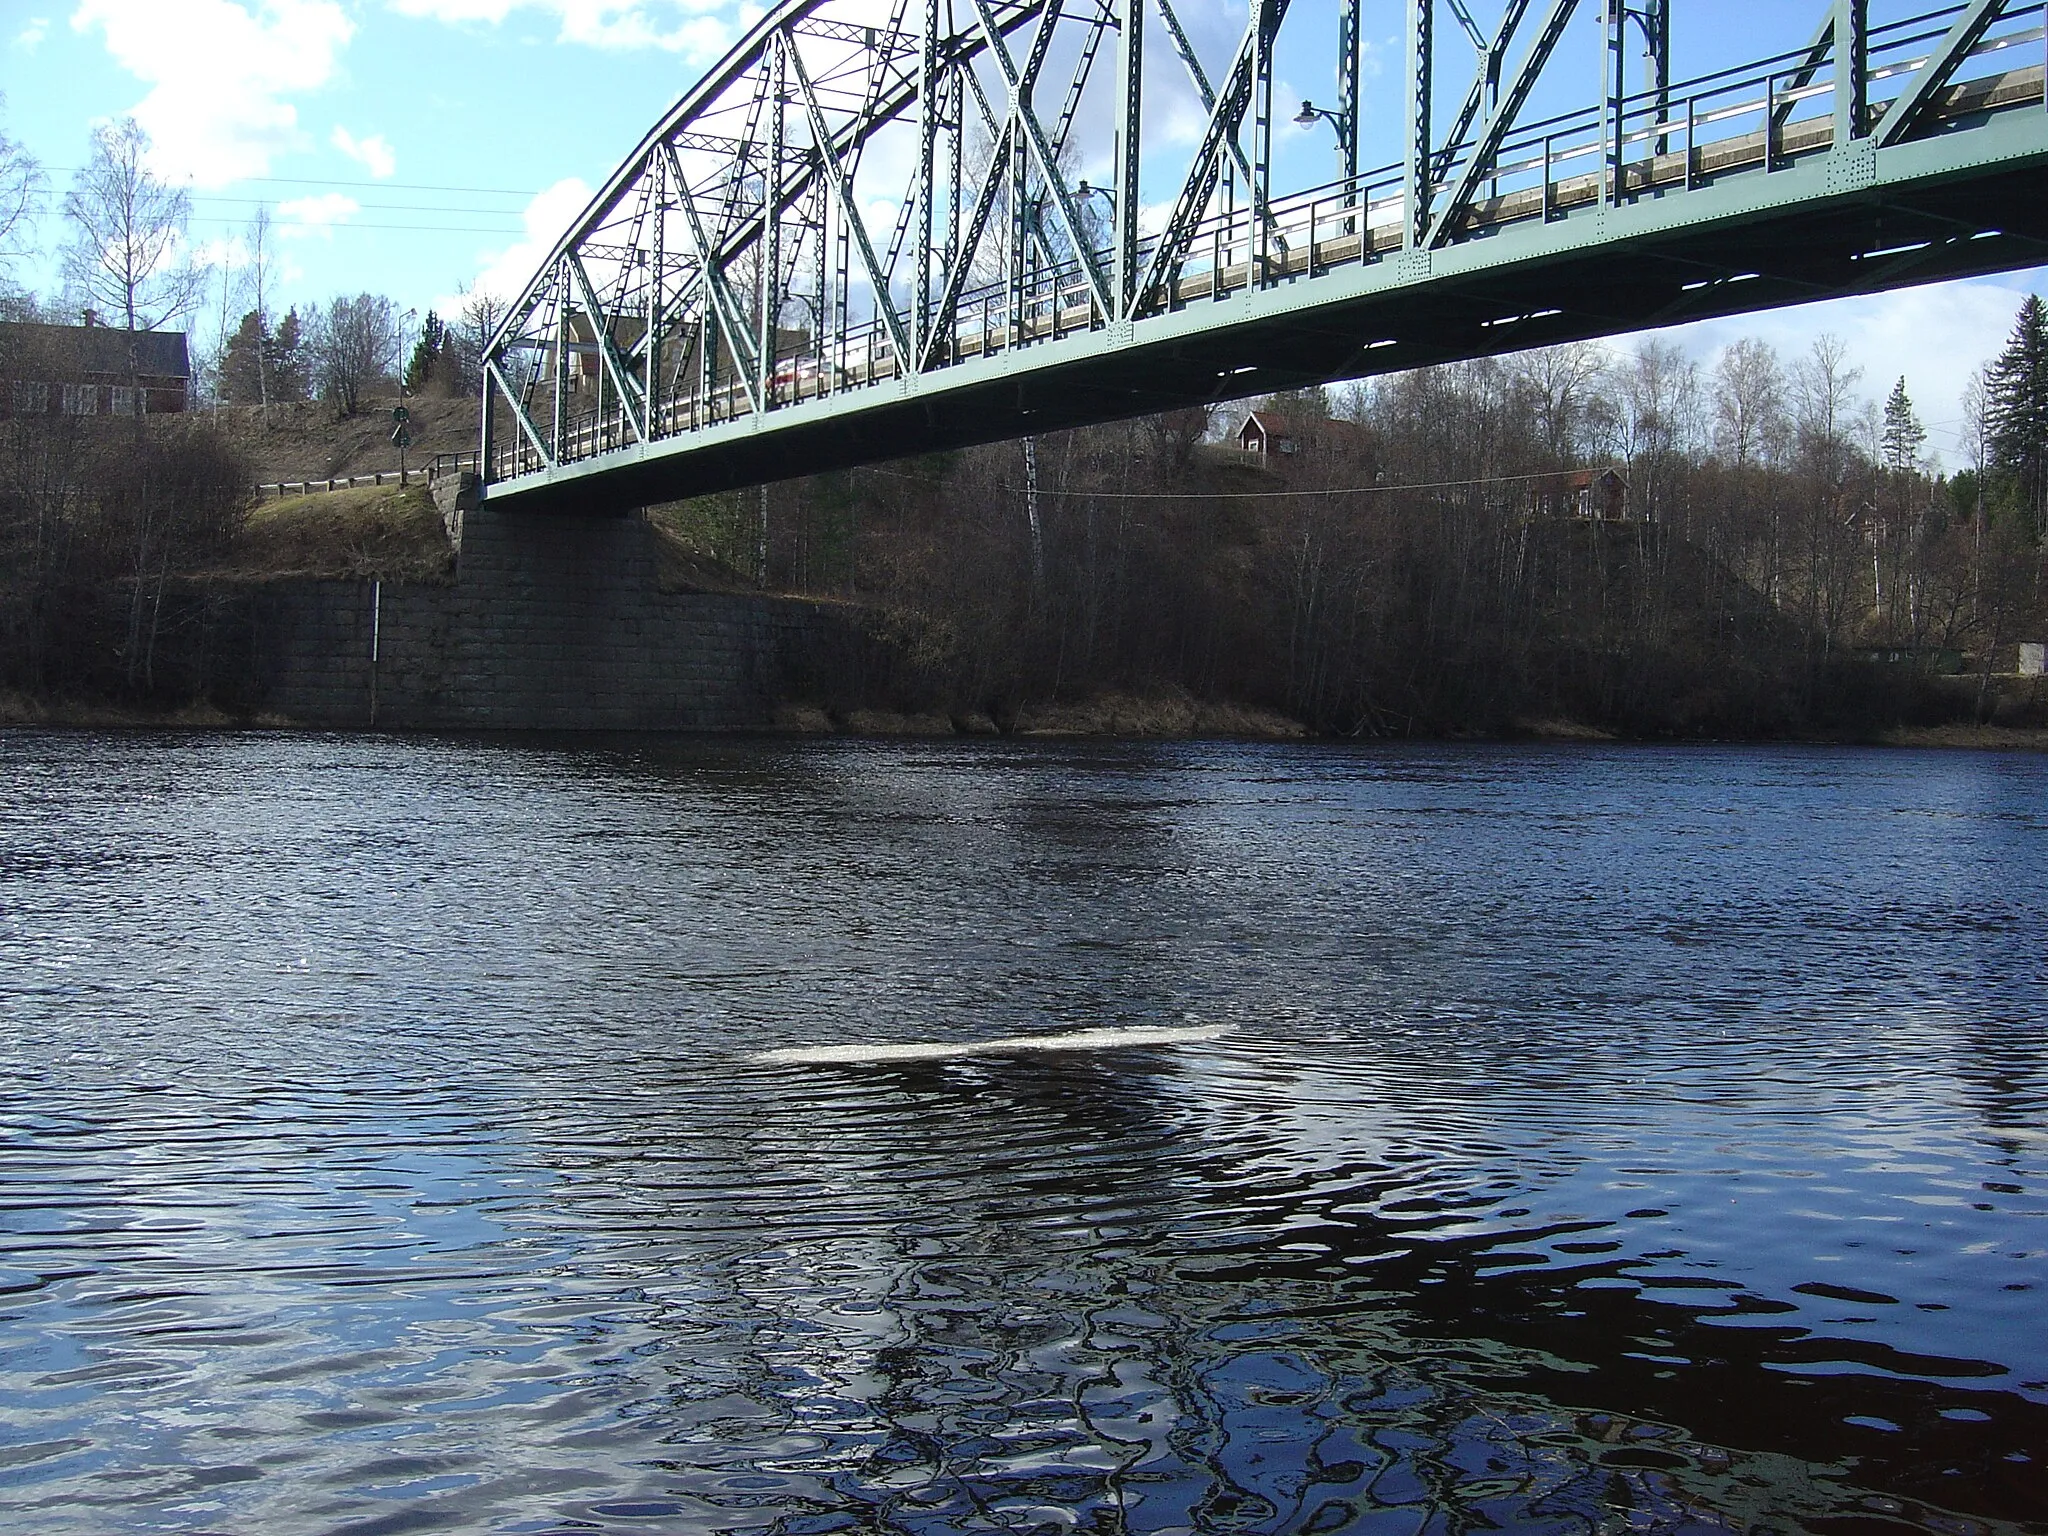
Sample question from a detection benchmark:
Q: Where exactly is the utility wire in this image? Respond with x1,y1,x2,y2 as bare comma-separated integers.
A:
22,190,532,219
862,462,1618,500
183,219,524,235
42,169,538,197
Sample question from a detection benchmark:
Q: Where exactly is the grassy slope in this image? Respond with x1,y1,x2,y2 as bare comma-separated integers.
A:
212,484,454,582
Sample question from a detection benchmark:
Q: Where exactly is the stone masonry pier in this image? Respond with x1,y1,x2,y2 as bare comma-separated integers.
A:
250,507,850,730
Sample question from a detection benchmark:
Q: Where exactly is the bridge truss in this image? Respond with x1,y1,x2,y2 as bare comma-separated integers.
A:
480,0,2048,512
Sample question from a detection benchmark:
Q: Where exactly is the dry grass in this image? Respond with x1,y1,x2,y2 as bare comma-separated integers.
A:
217,395,478,484
837,708,961,736
0,690,288,728
216,484,454,582
647,521,762,594
766,691,1306,739
1011,689,1306,739
1512,717,1620,741
1878,723,2048,751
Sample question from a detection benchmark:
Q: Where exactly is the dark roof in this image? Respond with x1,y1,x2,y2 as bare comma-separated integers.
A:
1239,409,1370,447
0,321,190,380
1552,466,1628,491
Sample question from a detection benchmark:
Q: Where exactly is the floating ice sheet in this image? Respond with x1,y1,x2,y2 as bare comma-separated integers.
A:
752,1023,1229,1066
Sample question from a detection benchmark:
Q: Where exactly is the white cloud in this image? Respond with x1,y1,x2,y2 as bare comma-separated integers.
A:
191,233,250,271
1647,271,2045,468
14,17,50,50
330,126,396,179
386,0,744,61
278,191,360,237
464,177,592,302
71,0,355,189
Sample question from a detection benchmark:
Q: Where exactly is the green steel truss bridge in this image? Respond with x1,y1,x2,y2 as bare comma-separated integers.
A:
479,0,2048,513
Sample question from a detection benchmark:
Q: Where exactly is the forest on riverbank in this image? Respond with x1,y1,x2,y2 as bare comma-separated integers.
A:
651,313,2048,739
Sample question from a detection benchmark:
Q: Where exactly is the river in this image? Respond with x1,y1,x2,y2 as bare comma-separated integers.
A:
0,732,2042,1534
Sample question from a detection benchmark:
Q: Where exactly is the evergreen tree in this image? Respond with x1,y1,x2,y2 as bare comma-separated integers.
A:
268,307,309,403
218,307,309,406
1985,292,2048,533
220,308,266,404
404,310,445,393
1879,376,1925,473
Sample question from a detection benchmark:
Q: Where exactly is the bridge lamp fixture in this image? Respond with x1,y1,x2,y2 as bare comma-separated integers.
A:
1075,180,1116,211
1293,101,1342,132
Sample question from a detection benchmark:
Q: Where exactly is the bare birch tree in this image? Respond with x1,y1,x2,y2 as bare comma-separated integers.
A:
205,243,246,420
1513,342,1607,466
0,97,44,288
61,119,205,334
246,206,275,424
1711,338,1786,469
449,285,508,398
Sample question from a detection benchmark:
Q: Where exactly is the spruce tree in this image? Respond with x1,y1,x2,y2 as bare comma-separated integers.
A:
1985,293,2048,533
404,311,445,393
268,308,308,403
1880,376,1924,473
220,309,266,405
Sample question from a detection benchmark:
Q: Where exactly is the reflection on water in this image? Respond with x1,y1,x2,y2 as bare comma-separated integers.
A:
0,732,2042,1534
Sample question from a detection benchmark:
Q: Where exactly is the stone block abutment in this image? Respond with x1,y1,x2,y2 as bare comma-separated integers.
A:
251,507,849,731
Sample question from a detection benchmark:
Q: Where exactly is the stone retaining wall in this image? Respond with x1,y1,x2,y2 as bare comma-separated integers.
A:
250,511,853,730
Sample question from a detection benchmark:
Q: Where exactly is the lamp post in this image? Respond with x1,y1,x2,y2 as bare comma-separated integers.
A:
394,308,418,487
1294,101,1357,233
1075,179,1116,217
1294,100,1353,174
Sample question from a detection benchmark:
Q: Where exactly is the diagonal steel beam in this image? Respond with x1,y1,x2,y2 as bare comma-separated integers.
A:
1442,0,1486,49
1154,0,1256,189
1772,10,1840,136
569,252,647,442
1019,0,1066,102
1877,0,2009,147
786,42,915,369
1425,0,1579,249
487,358,555,470
1134,0,1281,312
968,0,1114,317
501,286,551,426
1049,0,1111,159
1432,0,1532,182
923,121,1016,367
960,52,1006,136
659,141,764,415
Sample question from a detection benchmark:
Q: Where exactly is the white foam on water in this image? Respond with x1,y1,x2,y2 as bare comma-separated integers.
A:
752,1022,1230,1066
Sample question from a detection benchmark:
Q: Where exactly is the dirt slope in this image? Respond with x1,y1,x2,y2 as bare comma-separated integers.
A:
208,393,480,484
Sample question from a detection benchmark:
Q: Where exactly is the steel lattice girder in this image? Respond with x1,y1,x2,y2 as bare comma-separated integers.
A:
480,0,2048,512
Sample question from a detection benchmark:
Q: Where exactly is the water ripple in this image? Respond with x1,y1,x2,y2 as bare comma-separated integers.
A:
1,733,2043,1533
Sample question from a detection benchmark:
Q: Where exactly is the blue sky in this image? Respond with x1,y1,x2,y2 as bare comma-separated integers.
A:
3,0,2042,463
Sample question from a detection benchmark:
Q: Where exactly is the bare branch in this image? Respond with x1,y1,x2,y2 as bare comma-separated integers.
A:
61,118,206,333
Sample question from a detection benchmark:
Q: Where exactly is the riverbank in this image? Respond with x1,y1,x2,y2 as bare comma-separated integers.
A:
6,478,2042,743
10,683,2047,749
